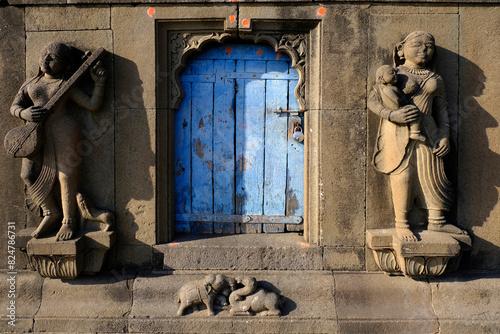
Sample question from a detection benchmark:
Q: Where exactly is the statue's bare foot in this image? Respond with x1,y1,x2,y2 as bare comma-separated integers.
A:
396,227,418,242
56,219,76,241
428,223,468,235
32,211,62,238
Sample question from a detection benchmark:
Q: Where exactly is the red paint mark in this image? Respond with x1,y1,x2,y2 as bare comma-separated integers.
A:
226,46,233,55
229,15,236,23
232,0,238,2
147,7,155,17
169,242,179,246
276,52,282,61
256,48,262,56
300,242,310,248
242,19,250,28
317,7,326,16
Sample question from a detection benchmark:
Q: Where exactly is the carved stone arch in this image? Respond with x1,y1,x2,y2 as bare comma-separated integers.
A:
169,31,308,111
169,32,235,109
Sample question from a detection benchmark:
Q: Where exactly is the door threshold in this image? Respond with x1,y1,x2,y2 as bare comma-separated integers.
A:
154,233,324,270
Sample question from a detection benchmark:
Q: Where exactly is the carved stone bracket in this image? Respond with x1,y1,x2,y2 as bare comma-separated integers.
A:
26,231,116,279
168,31,308,111
367,229,472,277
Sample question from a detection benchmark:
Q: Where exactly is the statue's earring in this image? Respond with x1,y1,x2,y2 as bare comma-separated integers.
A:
397,44,405,59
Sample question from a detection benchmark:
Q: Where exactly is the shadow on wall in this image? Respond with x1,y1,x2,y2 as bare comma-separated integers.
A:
109,55,157,269
456,53,500,270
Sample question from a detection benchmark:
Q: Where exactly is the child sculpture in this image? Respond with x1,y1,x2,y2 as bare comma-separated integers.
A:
10,42,112,241
375,65,425,142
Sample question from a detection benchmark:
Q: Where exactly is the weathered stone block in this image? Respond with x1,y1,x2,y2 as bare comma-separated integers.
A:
115,109,156,246
155,233,323,270
323,246,365,271
429,274,500,333
26,5,110,31
112,5,238,111
457,6,500,271
320,5,369,110
335,272,439,333
34,273,132,333
320,109,366,247
0,271,43,333
114,244,154,268
0,6,26,270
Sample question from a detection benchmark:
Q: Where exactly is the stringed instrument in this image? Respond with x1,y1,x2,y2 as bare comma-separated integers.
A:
4,47,107,158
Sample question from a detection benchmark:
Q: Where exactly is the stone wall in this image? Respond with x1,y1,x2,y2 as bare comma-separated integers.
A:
1,1,499,272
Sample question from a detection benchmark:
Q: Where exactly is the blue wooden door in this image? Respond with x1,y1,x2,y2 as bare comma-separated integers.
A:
174,44,303,234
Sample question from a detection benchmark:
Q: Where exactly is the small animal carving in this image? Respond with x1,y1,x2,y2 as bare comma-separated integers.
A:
229,276,282,316
177,274,235,316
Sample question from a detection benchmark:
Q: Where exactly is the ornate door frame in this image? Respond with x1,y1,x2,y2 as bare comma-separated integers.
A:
156,19,322,244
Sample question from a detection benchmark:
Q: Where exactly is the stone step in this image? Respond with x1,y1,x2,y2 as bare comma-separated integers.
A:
154,233,324,270
2,270,500,333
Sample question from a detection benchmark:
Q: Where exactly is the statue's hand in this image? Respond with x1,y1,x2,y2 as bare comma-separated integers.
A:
20,106,48,122
90,61,107,85
389,105,419,124
433,137,450,157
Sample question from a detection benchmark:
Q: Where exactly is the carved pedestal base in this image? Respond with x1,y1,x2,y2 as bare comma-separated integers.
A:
26,231,115,279
367,229,471,277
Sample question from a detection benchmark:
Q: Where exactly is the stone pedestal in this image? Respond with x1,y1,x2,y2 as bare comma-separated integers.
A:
367,229,472,277
26,230,115,279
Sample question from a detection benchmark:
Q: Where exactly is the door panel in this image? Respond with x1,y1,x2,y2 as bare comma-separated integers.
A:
174,43,303,234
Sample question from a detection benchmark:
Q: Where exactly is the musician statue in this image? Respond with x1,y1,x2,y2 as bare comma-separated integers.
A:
8,42,113,241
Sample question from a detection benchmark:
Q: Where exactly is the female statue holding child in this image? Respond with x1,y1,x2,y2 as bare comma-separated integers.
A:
368,31,467,242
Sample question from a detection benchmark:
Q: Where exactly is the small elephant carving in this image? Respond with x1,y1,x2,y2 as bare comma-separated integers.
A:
229,276,282,316
177,274,235,316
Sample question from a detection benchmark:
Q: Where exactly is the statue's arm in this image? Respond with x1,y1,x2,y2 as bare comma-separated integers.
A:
368,88,392,120
69,85,105,112
69,63,107,112
433,79,450,139
10,84,33,120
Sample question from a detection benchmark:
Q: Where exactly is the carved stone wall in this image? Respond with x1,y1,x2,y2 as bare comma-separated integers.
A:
0,2,499,273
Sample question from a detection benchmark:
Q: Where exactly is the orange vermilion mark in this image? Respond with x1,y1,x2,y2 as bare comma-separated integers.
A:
242,19,250,28
256,48,262,56
276,52,282,61
226,46,233,55
300,242,310,248
232,0,238,2
147,7,155,17
229,15,236,23
169,242,179,247
317,7,326,16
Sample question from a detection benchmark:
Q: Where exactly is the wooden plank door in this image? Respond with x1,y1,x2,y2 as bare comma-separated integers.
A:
174,43,303,234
